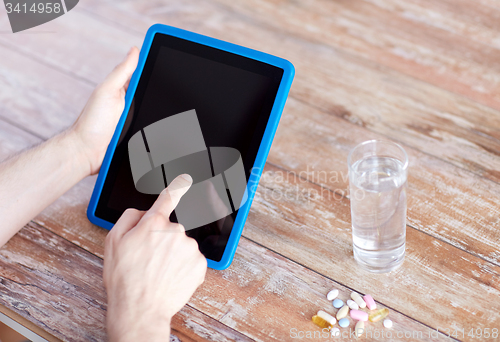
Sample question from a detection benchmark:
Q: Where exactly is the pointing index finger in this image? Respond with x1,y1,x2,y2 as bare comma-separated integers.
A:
147,174,193,220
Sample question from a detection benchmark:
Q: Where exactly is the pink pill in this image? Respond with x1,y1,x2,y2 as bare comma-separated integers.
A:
350,309,368,321
363,294,377,310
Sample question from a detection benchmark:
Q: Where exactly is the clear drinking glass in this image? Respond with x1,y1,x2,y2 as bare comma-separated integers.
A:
348,140,409,273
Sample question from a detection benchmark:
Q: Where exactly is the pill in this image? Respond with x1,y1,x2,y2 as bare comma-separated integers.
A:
317,310,336,325
338,318,350,328
363,294,377,310
312,314,333,330
331,327,340,337
369,308,389,322
350,309,368,321
383,319,393,328
333,299,344,308
346,299,359,310
327,289,339,301
355,321,365,338
350,292,366,309
336,305,349,320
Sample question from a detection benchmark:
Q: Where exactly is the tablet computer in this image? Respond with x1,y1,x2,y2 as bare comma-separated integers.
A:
87,24,294,270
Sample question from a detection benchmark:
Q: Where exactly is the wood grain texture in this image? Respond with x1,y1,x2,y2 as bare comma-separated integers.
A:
0,8,141,85
1,12,499,267
0,60,250,341
2,0,500,183
11,158,498,340
213,0,500,110
14,84,500,306
0,84,461,340
0,223,453,342
0,43,91,140
195,237,452,341
74,0,500,185
35,175,107,258
0,0,499,341
247,163,500,339
0,303,61,341
27,90,500,271
268,98,500,266
0,223,108,342
75,0,500,266
0,119,41,161
0,222,254,342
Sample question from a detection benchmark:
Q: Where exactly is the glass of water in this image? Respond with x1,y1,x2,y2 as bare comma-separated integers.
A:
348,140,408,273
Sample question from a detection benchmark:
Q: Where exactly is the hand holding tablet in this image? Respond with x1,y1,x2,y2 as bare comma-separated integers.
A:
87,24,294,269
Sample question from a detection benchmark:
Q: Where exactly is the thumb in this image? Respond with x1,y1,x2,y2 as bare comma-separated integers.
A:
103,46,139,90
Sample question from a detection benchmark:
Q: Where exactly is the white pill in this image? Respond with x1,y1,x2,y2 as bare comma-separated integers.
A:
327,289,339,301
336,305,349,320
333,299,344,308
350,292,366,309
383,319,393,328
317,310,336,325
346,299,359,310
331,327,340,337
338,318,350,328
355,321,365,337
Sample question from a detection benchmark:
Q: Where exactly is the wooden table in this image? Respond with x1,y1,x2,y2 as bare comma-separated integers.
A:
1,0,500,341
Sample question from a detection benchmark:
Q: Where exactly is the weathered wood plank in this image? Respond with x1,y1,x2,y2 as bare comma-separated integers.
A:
71,0,500,185
18,80,500,273
198,237,453,342
0,1,499,340
0,119,41,160
212,0,500,111
12,150,498,341
0,223,108,342
362,0,500,49
35,175,107,258
0,222,452,342
0,109,455,340
0,42,92,139
0,9,142,87
1,0,500,266
0,118,251,341
1,3,500,290
4,0,500,194
268,98,500,266
244,163,500,341
73,1,500,265
170,305,254,342
0,222,254,342
0,304,60,341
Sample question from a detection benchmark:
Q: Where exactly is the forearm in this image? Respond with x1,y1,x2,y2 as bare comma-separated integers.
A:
0,130,90,246
107,320,171,342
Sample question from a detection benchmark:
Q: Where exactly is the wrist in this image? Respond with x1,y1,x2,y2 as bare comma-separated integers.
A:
107,310,172,342
59,129,93,178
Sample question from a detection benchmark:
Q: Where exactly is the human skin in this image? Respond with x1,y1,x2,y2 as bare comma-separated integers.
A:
0,47,207,340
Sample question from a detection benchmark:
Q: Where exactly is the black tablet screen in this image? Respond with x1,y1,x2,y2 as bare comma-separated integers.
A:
95,33,283,261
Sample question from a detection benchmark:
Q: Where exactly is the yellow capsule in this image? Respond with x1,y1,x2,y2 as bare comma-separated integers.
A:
351,292,366,309
368,308,389,322
318,310,336,325
336,305,349,320
312,315,333,330
355,321,365,338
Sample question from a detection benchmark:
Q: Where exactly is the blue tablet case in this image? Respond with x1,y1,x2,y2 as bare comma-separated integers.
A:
87,24,295,270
